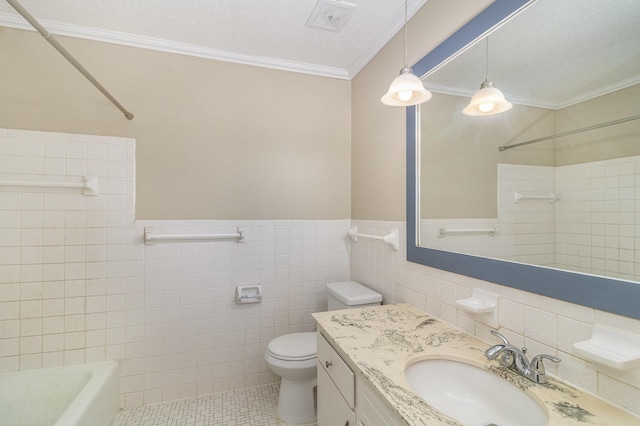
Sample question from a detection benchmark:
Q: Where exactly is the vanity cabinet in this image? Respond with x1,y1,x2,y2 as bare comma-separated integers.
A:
317,332,404,426
317,333,355,426
355,376,405,426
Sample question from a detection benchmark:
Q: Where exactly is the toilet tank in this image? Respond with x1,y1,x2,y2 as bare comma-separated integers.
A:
326,281,382,311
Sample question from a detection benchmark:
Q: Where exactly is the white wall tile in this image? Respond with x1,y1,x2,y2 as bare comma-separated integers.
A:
0,137,21,156
44,140,66,158
0,230,21,247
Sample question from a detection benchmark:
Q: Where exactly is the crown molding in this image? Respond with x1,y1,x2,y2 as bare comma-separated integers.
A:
428,74,640,111
1,0,428,81
347,0,429,79
557,76,640,110
0,13,350,80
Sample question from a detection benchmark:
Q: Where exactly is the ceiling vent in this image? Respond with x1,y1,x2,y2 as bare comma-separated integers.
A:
306,0,357,33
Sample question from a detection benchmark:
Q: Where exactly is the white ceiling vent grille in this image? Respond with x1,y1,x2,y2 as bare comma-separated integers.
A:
306,0,357,33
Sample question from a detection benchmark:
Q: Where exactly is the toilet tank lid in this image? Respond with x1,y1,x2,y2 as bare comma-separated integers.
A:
326,281,382,305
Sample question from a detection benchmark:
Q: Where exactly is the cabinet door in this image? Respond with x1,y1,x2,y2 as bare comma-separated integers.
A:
356,376,406,426
317,361,356,426
317,333,355,407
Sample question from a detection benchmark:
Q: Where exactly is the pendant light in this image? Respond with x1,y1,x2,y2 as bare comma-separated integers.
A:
381,0,431,106
463,38,512,116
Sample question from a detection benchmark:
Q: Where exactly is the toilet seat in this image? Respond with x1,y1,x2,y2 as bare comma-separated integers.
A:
266,332,317,361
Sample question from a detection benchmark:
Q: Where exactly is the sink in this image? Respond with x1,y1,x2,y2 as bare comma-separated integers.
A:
405,358,548,426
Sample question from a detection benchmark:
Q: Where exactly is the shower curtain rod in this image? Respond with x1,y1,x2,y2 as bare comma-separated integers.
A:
498,113,640,152
6,0,134,120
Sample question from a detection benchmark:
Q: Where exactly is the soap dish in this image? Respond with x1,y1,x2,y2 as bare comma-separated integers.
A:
573,324,640,371
456,288,498,314
457,298,495,313
456,288,499,327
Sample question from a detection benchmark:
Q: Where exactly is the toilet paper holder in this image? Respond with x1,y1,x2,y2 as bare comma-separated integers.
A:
236,285,262,304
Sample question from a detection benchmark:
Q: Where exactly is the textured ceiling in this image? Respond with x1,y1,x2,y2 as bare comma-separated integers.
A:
423,0,640,108
0,0,427,80
3,0,636,95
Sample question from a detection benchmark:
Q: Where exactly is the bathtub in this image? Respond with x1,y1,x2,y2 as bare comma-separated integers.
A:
0,360,120,426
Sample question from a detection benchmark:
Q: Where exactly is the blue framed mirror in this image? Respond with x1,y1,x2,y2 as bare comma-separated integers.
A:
406,0,640,320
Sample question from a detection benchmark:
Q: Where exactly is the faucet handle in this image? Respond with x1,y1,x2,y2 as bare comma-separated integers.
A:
531,354,561,373
486,331,515,367
491,330,510,345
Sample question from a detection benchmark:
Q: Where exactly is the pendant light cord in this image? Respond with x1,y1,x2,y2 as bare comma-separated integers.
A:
403,0,408,67
485,37,489,81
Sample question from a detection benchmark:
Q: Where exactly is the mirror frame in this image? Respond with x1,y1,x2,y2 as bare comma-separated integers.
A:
406,0,640,321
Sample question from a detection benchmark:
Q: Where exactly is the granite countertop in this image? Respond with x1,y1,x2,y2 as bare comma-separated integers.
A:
312,303,640,426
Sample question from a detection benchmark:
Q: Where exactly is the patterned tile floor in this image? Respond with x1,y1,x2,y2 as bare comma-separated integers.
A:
113,384,280,426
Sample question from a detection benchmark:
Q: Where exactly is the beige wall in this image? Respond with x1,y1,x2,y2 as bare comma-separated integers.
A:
0,27,351,219
420,93,555,218
351,0,493,221
556,84,640,165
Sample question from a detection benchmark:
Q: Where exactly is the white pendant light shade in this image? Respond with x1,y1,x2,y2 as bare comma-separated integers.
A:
381,0,431,107
463,79,513,116
382,67,432,106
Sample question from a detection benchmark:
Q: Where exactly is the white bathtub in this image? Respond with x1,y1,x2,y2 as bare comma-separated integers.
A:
0,360,120,426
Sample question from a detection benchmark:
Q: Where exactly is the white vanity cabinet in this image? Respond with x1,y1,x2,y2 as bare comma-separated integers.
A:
317,332,405,426
355,376,406,426
317,333,355,426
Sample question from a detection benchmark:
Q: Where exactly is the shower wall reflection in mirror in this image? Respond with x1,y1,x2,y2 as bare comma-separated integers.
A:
417,0,640,283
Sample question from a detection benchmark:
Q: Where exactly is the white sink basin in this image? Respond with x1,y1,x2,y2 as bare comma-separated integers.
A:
405,358,548,426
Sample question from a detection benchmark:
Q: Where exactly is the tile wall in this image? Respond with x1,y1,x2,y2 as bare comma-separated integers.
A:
0,128,351,407
498,164,558,266
351,219,640,417
557,155,640,282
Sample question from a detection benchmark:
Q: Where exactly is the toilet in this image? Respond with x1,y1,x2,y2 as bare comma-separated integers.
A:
264,281,382,425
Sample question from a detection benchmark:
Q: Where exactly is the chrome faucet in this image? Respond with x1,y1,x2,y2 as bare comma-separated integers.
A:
485,330,561,384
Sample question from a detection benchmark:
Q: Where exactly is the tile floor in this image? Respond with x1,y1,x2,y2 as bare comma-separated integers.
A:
112,384,280,426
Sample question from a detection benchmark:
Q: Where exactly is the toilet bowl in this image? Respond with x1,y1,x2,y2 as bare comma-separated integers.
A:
264,332,317,425
264,281,382,425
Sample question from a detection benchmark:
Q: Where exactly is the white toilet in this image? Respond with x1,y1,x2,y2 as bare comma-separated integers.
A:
264,281,382,425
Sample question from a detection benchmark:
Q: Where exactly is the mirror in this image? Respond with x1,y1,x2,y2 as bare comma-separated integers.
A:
406,0,640,320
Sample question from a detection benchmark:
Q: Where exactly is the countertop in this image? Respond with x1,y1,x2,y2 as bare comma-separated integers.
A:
312,303,640,426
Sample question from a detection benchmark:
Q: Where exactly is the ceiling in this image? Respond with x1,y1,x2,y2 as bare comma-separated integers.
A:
0,0,427,80
423,0,640,109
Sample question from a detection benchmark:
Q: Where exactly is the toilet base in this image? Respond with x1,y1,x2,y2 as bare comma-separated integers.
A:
274,416,317,426
275,377,317,425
